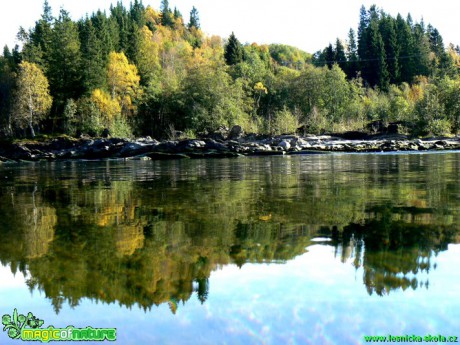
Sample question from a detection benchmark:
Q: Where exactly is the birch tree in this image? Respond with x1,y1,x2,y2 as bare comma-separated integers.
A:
14,61,52,137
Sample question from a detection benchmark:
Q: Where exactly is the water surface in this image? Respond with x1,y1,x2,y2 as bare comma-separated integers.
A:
0,152,459,344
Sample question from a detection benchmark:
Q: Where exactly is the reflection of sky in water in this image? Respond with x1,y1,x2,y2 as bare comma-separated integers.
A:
1,244,459,345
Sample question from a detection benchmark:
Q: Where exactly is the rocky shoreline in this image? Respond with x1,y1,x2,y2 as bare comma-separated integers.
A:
1,134,460,163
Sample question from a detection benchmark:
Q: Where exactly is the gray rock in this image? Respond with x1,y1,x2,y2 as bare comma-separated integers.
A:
278,140,291,150
227,125,244,140
205,139,228,151
186,140,206,149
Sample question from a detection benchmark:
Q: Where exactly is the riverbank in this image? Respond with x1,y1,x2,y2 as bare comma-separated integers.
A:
1,134,460,162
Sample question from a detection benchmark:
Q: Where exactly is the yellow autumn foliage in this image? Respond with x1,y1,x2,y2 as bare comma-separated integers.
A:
90,88,121,124
14,61,52,136
107,52,141,116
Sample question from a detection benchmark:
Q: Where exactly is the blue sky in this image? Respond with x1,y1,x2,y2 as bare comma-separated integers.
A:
1,0,458,53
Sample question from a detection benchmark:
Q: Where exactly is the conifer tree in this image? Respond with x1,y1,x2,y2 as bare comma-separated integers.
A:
49,8,82,108
79,18,106,92
161,0,174,27
335,38,347,72
224,32,243,66
365,19,389,89
325,43,335,69
357,5,369,67
130,0,146,27
412,22,431,77
173,7,182,20
110,2,130,52
188,6,200,29
380,15,400,83
0,53,16,134
396,14,415,82
347,28,359,78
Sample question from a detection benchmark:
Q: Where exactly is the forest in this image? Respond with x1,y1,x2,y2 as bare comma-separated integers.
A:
0,0,460,139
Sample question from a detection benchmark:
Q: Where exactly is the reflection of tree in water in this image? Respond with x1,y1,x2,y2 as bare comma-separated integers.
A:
0,188,57,261
0,183,310,314
330,205,459,296
1,153,460,311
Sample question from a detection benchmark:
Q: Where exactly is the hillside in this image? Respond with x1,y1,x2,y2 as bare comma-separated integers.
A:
0,1,459,139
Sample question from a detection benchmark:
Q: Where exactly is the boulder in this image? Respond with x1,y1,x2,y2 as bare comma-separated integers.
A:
278,140,291,150
227,125,244,140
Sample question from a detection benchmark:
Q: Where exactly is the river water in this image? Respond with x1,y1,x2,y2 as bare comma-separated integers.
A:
0,152,459,344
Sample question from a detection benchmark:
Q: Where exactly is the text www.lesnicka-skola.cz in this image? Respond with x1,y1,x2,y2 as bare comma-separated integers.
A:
364,335,458,343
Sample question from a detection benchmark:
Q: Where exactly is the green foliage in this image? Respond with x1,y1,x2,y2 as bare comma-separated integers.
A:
49,9,83,107
188,6,200,29
270,107,301,135
269,44,311,70
224,32,243,66
62,98,78,135
110,115,133,138
2,2,460,139
76,97,104,136
414,84,448,135
160,0,174,27
182,65,251,132
305,106,329,134
14,61,53,137
0,55,16,135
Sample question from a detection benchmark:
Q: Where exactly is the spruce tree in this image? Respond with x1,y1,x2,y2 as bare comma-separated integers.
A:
325,43,335,69
357,5,370,74
161,0,174,27
346,28,359,78
427,25,445,58
412,23,431,77
188,6,200,29
380,15,400,83
224,32,243,65
173,7,182,20
79,18,106,92
396,13,415,83
21,0,54,70
130,0,146,27
335,38,347,72
48,8,83,109
366,19,389,89
110,2,130,52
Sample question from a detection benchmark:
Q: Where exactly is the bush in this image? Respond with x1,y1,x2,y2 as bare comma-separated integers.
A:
305,106,328,134
271,107,301,135
426,119,452,136
110,115,133,138
77,98,104,136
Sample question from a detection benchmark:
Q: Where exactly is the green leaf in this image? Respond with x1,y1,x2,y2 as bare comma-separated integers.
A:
2,314,11,326
8,327,20,339
12,309,18,327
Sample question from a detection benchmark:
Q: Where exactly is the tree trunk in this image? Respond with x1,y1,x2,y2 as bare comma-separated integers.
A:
29,94,35,138
29,120,35,138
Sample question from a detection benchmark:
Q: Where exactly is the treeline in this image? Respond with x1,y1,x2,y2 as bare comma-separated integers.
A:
0,2,460,139
314,5,459,88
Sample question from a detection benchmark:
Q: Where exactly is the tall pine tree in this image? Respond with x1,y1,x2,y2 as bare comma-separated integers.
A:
380,14,400,83
48,8,83,110
346,28,359,78
161,0,174,27
188,6,200,29
335,38,347,72
224,32,243,66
